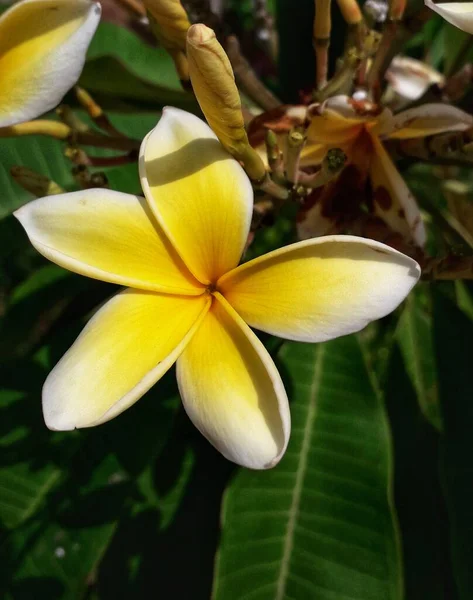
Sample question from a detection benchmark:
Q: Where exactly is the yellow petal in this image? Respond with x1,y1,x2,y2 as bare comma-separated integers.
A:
14,189,203,295
219,236,420,343
176,293,290,469
43,290,210,430
370,136,426,246
425,1,473,34
385,104,473,139
300,141,330,167
306,111,361,146
139,107,253,285
305,95,393,152
0,0,101,127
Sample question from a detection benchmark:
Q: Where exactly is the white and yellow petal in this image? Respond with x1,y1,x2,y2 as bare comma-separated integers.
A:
385,56,445,103
425,1,473,34
14,189,203,294
219,236,420,343
43,289,210,430
176,294,290,469
0,0,101,127
384,104,473,140
369,136,426,246
139,107,253,285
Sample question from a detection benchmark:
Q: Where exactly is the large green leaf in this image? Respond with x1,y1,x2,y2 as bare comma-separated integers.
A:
213,334,402,600
396,284,442,431
86,22,180,91
434,291,473,599
79,57,196,109
80,21,197,109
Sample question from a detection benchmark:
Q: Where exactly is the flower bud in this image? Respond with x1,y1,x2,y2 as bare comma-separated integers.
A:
187,24,266,181
10,166,64,197
144,0,190,51
144,0,191,82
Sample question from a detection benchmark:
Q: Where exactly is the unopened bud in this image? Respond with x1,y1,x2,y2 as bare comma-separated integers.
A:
144,0,191,82
144,0,190,52
10,166,64,197
187,24,266,181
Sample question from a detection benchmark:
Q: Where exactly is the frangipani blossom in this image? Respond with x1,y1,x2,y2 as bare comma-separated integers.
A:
298,95,473,246
0,0,101,127
425,1,473,34
385,56,445,108
15,108,420,469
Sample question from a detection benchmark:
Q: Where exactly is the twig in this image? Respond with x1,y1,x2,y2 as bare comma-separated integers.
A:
256,173,290,200
225,35,281,110
285,126,307,184
421,255,473,280
75,87,125,137
115,0,146,18
265,130,284,182
0,120,141,151
56,105,89,134
313,0,332,90
254,0,278,61
315,49,361,100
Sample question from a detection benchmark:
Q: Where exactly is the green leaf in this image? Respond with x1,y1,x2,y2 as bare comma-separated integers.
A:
396,284,442,431
79,57,197,110
434,291,473,599
81,22,197,109
0,380,61,530
1,313,184,596
0,265,91,359
86,22,181,91
455,281,473,321
213,335,402,600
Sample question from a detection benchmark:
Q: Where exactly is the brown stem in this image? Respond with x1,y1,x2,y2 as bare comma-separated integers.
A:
313,0,332,90
0,120,141,151
256,173,290,200
115,0,146,18
254,0,279,61
421,255,473,280
75,87,126,137
225,35,281,110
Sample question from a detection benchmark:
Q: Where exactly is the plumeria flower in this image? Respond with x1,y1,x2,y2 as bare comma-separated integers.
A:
425,0,473,34
385,56,445,109
0,0,101,127
297,95,473,245
15,108,420,469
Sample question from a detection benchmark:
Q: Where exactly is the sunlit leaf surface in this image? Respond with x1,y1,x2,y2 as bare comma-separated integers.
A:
213,335,402,600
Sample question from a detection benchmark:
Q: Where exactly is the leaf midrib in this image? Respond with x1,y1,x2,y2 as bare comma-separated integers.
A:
274,344,325,600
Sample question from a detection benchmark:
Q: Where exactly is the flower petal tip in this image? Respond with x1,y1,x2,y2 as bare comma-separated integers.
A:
425,1,473,34
0,0,102,127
